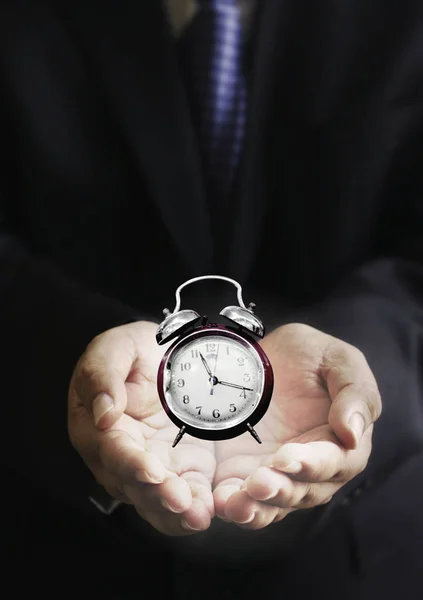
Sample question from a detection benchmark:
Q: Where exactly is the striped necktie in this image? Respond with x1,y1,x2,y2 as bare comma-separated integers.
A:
178,0,247,219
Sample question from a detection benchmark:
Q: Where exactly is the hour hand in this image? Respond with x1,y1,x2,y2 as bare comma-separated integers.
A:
216,380,253,391
199,352,213,379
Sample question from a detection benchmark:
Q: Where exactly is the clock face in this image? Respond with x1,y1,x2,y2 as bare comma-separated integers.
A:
162,333,265,431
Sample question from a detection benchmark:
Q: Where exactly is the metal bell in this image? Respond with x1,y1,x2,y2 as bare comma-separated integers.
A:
219,305,265,337
156,309,201,345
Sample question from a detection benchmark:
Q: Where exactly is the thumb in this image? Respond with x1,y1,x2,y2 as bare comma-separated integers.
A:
322,342,382,450
71,329,137,429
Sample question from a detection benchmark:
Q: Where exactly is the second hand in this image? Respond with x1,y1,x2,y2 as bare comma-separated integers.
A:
210,342,220,396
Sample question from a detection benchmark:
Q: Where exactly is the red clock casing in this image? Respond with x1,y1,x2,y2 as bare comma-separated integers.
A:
157,322,274,442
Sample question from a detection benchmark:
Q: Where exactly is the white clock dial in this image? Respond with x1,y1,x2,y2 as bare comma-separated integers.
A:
163,334,264,430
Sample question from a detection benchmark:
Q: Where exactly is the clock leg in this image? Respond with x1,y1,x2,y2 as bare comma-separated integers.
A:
172,425,187,448
246,423,262,444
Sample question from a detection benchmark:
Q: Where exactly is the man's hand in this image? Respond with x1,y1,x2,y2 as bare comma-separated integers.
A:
213,323,382,530
68,321,215,536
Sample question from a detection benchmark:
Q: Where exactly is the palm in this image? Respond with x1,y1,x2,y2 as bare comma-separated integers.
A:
121,390,216,485
214,325,331,487
117,323,216,484
78,322,217,535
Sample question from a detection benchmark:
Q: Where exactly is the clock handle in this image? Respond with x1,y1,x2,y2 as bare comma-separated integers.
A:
157,274,265,343
172,275,248,313
171,275,265,338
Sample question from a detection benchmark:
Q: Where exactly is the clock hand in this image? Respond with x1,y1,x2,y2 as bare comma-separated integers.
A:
216,380,253,392
199,352,213,379
199,352,216,396
213,343,220,377
210,343,220,396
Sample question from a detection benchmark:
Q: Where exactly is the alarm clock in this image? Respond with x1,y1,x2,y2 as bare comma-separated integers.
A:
156,275,274,448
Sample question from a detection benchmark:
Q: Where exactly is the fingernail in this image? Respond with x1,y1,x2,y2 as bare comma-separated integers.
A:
161,498,181,513
279,461,302,474
261,488,279,501
349,412,365,445
92,393,114,426
240,476,251,491
181,519,203,531
234,511,255,524
136,469,164,484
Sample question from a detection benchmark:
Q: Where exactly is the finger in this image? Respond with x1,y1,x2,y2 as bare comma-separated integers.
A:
321,341,382,450
242,465,293,501
271,440,367,482
180,498,213,533
223,489,283,530
139,498,211,538
126,476,212,537
72,328,137,428
241,466,340,509
180,471,215,517
179,472,214,532
99,430,167,484
213,478,244,519
126,473,193,515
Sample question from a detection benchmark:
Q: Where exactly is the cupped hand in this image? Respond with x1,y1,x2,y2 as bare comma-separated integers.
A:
213,323,382,530
68,321,216,536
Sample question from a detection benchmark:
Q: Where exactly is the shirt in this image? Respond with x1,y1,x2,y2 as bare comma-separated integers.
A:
165,0,256,37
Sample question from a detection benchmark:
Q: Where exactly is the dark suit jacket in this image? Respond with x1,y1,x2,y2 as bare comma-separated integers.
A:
2,0,423,590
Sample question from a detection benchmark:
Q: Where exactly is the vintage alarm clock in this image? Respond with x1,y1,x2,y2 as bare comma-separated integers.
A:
156,275,274,448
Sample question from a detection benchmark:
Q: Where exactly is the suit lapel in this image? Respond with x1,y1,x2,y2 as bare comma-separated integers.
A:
227,0,294,283
64,0,214,275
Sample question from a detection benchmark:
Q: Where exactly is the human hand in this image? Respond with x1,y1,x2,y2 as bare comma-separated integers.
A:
68,321,215,536
213,323,382,530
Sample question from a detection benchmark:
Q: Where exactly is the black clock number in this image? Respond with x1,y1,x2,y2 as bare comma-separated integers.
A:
191,349,199,359
183,395,190,404
177,379,185,387
180,362,191,371
239,389,247,399
237,357,245,366
206,343,216,352
212,409,220,419
229,404,236,413
196,406,202,415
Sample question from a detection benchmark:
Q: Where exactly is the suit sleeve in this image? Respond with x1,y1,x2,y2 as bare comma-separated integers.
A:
0,231,155,513
284,255,423,530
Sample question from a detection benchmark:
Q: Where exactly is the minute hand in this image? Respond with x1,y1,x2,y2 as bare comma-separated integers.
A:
216,380,253,391
199,352,213,378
